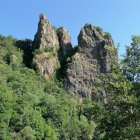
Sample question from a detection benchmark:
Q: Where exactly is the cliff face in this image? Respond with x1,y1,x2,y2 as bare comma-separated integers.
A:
33,14,117,98
78,24,114,73
34,14,59,49
33,14,59,78
57,27,73,61
64,24,116,98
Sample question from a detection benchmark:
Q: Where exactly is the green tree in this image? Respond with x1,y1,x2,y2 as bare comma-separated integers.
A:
93,37,140,139
121,36,140,82
93,71,140,139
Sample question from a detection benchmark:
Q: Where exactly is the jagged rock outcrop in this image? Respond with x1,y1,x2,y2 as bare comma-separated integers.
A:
78,24,115,73
34,13,59,49
32,14,73,78
57,27,73,61
33,14,60,77
32,14,117,98
65,24,116,98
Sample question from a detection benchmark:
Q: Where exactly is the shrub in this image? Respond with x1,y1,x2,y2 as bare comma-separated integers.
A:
104,32,112,39
96,26,103,32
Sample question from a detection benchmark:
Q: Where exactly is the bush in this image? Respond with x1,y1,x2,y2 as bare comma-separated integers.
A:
104,32,112,39
96,26,103,32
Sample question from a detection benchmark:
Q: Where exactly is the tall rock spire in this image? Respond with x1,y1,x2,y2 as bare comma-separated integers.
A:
34,13,59,50
32,14,60,78
57,27,73,58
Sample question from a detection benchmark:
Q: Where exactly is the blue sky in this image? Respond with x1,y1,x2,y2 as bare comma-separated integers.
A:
0,0,140,57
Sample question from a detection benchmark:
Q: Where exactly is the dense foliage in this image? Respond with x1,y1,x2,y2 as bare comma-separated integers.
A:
0,34,139,140
0,35,95,140
93,36,140,139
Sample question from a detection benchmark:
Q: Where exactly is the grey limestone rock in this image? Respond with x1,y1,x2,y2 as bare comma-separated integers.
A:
34,13,59,50
57,27,73,60
33,14,117,99
65,24,117,98
33,14,60,78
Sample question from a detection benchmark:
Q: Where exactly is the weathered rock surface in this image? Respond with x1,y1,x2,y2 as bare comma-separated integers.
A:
33,14,60,78
65,24,116,98
34,13,59,49
32,14,117,98
33,52,59,77
57,27,73,60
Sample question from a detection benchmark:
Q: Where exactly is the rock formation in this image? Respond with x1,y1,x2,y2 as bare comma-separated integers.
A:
64,24,116,98
32,14,73,78
34,13,59,49
57,27,73,61
32,14,117,99
33,13,60,78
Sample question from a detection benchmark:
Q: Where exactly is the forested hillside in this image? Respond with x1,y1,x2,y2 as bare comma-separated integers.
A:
0,22,140,139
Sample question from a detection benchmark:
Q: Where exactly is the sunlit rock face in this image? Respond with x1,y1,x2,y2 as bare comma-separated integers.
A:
33,14,73,78
34,13,59,50
64,24,116,98
57,27,73,61
32,14,117,99
33,14,60,78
